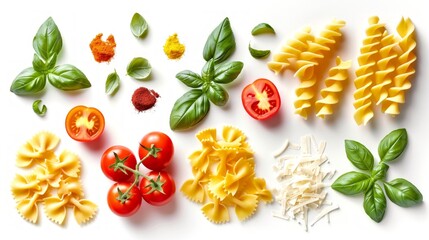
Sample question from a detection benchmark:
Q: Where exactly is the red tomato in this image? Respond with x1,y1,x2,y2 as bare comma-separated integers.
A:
100,145,137,182
139,171,175,206
138,131,174,171
107,182,142,217
65,105,105,142
241,78,281,120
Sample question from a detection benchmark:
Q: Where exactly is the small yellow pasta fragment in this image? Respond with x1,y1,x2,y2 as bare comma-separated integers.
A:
181,126,272,224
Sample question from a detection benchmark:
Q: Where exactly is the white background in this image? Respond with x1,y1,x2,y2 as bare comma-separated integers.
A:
0,0,427,239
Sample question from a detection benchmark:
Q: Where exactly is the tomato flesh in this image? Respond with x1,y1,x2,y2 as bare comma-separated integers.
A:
66,105,105,142
242,78,281,120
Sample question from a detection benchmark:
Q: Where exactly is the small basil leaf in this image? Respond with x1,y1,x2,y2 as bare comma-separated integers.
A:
206,82,229,106
32,100,47,116
214,61,243,84
249,43,271,59
364,183,386,223
176,70,204,88
345,140,374,171
383,178,423,207
33,17,62,62
371,163,389,181
251,23,276,35
32,53,57,72
378,128,407,162
126,57,152,80
47,64,91,90
331,171,372,195
10,67,46,95
203,17,236,64
105,70,120,96
130,13,148,38
201,58,215,82
170,89,210,131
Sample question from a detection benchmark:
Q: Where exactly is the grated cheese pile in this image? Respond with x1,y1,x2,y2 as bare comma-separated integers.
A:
272,135,339,231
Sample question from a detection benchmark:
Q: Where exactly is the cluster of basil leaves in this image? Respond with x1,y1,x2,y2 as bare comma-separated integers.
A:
10,17,91,96
332,128,423,222
169,17,244,131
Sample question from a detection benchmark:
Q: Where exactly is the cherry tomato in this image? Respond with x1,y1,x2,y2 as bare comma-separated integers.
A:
138,131,174,171
139,171,175,206
65,105,105,142
241,78,281,120
107,182,142,217
101,145,137,182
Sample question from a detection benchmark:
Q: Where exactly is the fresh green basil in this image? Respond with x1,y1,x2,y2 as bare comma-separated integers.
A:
203,17,235,64
206,82,229,106
10,67,46,95
32,53,57,73
383,178,423,207
251,23,276,35
176,70,204,88
364,183,386,223
214,61,243,84
33,17,62,63
332,171,372,195
127,57,152,80
201,58,215,82
371,163,389,181
378,128,407,162
32,100,47,116
170,89,210,131
47,64,91,90
248,43,271,59
345,139,374,171
105,70,120,96
130,13,148,38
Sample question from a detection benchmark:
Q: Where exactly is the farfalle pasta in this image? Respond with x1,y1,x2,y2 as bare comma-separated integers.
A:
181,126,272,224
11,131,97,225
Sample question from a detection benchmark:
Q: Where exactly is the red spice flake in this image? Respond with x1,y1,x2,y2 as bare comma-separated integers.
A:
89,33,116,63
132,87,160,112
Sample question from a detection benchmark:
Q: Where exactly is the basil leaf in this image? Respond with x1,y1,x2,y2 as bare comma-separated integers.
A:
32,100,47,116
378,128,407,162
383,178,423,207
203,17,236,64
345,140,374,171
206,82,229,106
127,57,152,80
32,53,57,72
130,13,148,38
105,70,120,96
170,89,210,131
201,58,215,82
214,61,243,84
47,64,91,90
33,17,62,62
251,23,276,35
176,70,204,88
371,163,389,181
249,43,271,59
331,171,372,195
364,183,386,223
10,67,46,95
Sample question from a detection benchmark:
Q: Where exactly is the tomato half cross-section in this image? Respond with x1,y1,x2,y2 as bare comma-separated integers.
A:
241,78,281,120
65,105,105,142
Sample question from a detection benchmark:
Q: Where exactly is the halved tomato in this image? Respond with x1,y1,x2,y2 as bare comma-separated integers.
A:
241,78,281,120
65,105,105,142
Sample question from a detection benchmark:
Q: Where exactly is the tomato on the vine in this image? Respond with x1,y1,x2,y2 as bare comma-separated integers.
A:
138,131,174,171
101,145,137,182
241,78,281,120
65,105,105,142
139,171,175,206
107,182,142,217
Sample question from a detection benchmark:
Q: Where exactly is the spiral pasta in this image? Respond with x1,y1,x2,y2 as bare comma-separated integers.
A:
353,16,385,125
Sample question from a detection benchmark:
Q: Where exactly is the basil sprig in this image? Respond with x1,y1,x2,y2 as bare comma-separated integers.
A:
10,17,91,95
332,128,423,222
170,17,243,131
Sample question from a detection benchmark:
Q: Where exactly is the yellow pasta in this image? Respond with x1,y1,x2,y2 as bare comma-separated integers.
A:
353,16,385,125
46,150,81,178
315,56,352,118
16,193,42,223
382,17,416,115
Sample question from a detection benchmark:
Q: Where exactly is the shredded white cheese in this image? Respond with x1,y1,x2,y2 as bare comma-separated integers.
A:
272,135,338,231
